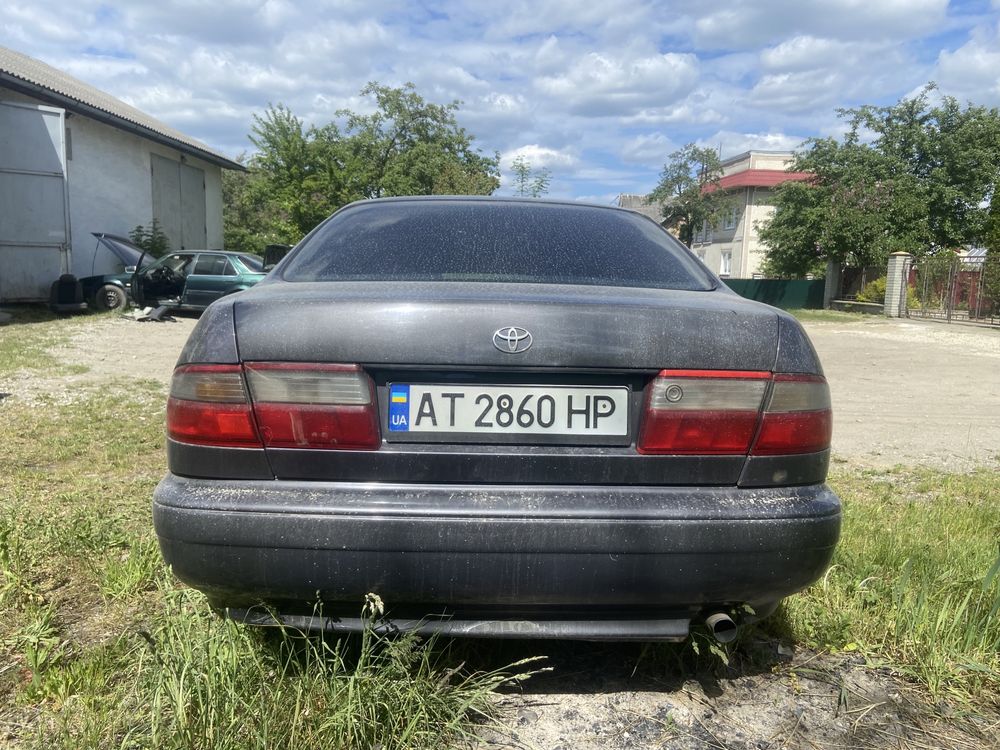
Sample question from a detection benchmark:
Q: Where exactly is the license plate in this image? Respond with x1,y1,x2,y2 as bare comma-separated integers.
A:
387,384,629,435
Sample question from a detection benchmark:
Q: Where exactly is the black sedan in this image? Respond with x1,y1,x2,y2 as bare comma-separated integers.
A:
153,197,840,642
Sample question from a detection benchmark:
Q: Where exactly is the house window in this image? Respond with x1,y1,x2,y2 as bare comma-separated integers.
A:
696,249,706,261
724,206,738,230
720,251,732,277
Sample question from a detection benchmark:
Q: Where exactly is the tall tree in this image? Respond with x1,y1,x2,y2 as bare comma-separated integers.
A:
647,144,732,246
510,155,551,198
760,85,1000,277
983,191,1000,313
338,82,499,199
223,84,499,253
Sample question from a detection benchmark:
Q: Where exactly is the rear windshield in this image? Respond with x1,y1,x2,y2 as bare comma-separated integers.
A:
282,201,714,291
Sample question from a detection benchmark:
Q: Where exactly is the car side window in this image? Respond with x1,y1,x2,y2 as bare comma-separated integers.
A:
193,255,236,276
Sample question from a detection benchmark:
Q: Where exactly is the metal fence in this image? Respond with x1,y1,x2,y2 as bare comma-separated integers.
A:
724,279,826,309
908,253,1000,326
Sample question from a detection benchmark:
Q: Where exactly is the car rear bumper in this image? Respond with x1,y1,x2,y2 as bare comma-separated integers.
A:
153,474,840,640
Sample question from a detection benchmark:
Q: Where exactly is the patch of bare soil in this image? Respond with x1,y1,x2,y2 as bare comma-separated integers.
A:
476,640,998,750
0,314,196,405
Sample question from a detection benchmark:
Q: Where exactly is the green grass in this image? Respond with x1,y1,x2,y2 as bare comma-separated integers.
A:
0,305,106,377
0,390,537,749
775,468,1000,705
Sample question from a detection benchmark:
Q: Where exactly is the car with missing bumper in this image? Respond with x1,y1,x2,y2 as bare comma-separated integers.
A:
153,196,840,642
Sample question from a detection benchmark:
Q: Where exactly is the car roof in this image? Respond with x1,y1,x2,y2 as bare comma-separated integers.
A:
339,195,627,213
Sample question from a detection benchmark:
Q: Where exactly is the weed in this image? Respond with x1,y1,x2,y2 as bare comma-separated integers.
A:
774,468,1000,705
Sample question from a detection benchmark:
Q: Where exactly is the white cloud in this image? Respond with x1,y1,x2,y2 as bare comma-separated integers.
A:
501,144,578,170
699,130,807,159
536,52,699,116
932,22,1000,105
619,133,677,165
0,0,993,201
690,0,949,49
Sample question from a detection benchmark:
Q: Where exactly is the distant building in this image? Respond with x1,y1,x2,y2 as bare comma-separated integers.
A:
690,151,811,279
617,193,664,223
0,45,243,302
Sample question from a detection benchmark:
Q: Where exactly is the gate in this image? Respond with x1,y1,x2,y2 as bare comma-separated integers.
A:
908,252,999,326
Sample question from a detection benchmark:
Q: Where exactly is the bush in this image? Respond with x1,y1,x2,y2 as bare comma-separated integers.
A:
855,276,886,303
129,219,170,258
855,276,920,309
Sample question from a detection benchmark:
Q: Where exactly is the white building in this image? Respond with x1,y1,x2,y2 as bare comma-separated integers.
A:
0,45,242,302
690,151,811,279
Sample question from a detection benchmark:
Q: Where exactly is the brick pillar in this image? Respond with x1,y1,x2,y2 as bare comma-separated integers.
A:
823,261,841,309
884,252,912,318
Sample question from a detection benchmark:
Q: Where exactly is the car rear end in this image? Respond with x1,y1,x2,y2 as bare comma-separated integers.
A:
153,197,840,640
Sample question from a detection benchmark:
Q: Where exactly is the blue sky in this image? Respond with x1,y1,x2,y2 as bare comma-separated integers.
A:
3,0,1000,202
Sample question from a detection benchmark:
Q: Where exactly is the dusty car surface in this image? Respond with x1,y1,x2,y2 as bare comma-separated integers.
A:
153,196,840,641
130,249,266,311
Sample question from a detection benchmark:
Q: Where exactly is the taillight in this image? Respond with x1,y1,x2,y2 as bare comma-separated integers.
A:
637,370,832,456
752,374,832,455
637,370,770,454
167,365,261,447
243,363,380,450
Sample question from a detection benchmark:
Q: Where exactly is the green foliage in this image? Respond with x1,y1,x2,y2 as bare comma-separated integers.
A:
983,193,1000,311
761,85,1000,276
647,143,735,247
509,155,551,198
778,468,1000,703
854,276,887,303
128,219,170,258
223,83,500,254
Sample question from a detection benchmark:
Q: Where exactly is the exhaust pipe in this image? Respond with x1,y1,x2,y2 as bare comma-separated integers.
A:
705,612,738,643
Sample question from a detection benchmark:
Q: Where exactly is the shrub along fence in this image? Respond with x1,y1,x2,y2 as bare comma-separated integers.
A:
724,279,825,309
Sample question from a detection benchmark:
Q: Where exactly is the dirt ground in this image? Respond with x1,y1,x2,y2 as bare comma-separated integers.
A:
2,311,998,749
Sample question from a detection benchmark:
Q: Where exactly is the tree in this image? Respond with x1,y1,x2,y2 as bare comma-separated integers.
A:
510,155,551,197
223,84,500,253
983,191,1000,313
337,82,499,200
760,85,1000,277
646,144,734,246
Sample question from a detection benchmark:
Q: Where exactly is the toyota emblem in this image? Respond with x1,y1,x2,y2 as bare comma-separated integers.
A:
493,326,533,353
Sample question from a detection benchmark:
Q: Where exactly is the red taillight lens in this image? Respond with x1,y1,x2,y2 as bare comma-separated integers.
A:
637,370,770,454
637,370,832,456
751,374,832,455
243,363,380,450
167,365,261,447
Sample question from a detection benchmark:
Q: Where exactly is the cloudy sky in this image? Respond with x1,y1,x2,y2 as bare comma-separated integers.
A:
3,0,1000,201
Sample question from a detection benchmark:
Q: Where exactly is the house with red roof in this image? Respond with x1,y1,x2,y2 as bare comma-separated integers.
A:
690,151,811,279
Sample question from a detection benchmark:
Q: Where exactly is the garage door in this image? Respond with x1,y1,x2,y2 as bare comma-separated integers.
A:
151,153,207,251
0,101,70,302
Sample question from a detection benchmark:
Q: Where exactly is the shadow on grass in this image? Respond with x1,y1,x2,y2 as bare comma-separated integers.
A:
249,604,800,700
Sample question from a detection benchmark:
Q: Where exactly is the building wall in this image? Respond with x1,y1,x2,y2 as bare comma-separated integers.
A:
0,86,224,281
692,152,795,279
